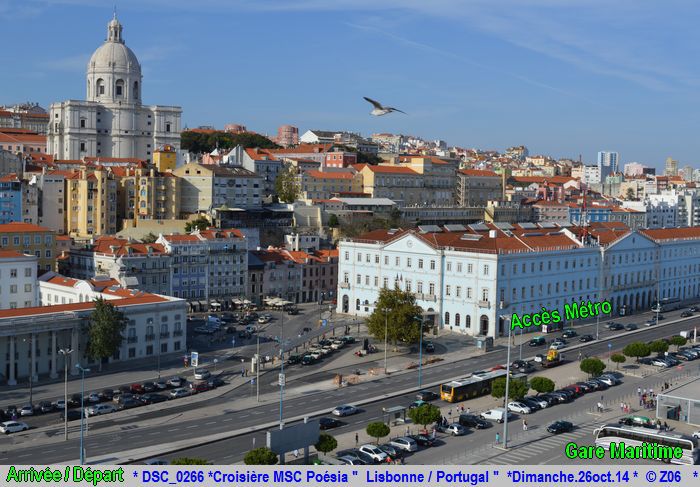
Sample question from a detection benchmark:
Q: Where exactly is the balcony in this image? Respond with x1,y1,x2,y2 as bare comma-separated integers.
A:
173,330,183,337
160,332,170,339
478,300,490,308
339,282,350,289
145,334,155,341
127,336,138,344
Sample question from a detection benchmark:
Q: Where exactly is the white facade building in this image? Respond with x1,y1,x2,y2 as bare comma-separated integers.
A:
0,251,38,310
337,223,700,338
47,15,181,162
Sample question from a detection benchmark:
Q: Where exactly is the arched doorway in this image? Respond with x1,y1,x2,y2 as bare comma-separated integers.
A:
342,295,349,313
480,315,489,336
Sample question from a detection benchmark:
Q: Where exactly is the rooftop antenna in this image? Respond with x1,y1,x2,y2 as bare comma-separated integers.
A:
113,5,117,19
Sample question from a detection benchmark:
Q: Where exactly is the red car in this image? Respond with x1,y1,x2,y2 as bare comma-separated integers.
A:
130,383,145,394
189,382,211,394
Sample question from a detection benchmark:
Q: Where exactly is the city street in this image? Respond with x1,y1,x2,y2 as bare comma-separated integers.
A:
1,304,696,464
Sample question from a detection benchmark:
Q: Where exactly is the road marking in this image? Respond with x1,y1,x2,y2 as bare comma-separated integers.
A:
205,421,216,425
17,454,32,459
223,418,233,422
186,425,197,429
167,428,178,432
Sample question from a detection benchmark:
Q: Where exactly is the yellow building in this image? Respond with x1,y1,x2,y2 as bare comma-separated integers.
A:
153,144,177,173
0,222,57,272
115,167,180,225
299,169,363,200
355,164,424,205
66,168,118,239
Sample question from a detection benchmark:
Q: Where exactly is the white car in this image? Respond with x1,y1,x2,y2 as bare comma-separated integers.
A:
693,431,700,439
331,340,345,350
167,377,184,388
0,421,29,434
155,381,168,390
19,406,34,416
194,368,210,380
442,423,467,436
549,342,566,350
525,396,549,409
87,393,101,403
389,436,418,452
169,387,191,399
257,317,268,324
358,444,388,462
85,404,116,417
331,405,358,417
481,408,511,423
54,400,66,410
507,402,532,414
596,376,616,386
651,358,669,367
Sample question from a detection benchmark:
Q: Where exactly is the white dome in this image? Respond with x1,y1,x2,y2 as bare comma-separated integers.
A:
88,41,141,74
86,15,142,104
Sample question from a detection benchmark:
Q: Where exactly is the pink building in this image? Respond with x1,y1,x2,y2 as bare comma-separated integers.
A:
276,125,298,147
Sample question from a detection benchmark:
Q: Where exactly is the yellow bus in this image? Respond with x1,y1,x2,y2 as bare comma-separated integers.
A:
440,369,507,403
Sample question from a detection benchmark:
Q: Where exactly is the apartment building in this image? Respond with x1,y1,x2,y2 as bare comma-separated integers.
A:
115,167,180,223
299,170,363,200
65,167,118,238
0,251,38,309
456,169,503,206
0,222,56,272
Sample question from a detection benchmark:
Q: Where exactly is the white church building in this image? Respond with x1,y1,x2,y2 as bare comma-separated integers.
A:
48,15,182,162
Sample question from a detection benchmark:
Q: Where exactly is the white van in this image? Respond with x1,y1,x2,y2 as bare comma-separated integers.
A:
480,407,512,423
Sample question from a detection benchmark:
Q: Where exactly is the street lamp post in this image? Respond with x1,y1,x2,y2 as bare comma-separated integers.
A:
279,313,285,426
256,332,260,402
501,316,513,449
75,363,90,465
58,348,73,441
382,308,389,375
418,315,424,388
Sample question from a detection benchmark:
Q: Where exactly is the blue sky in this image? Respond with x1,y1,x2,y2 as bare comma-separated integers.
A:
1,0,699,169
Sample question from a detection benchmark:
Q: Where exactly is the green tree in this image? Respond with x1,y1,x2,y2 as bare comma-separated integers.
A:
185,216,210,233
580,357,606,377
275,166,300,203
623,342,651,362
366,287,424,346
669,335,687,350
170,457,209,465
611,353,627,370
141,232,158,244
491,376,529,401
625,187,635,201
181,131,279,153
327,214,339,228
407,403,441,430
84,298,126,370
649,340,669,354
314,433,337,457
366,422,390,445
529,376,555,395
244,447,278,465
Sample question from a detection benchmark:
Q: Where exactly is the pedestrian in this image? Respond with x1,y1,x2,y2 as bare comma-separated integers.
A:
639,396,644,407
637,387,641,396
466,407,471,414
355,433,359,447
406,426,410,436
649,388,653,395
523,420,528,431
663,421,669,431
495,432,501,445
620,402,624,412
643,388,646,395
448,409,452,420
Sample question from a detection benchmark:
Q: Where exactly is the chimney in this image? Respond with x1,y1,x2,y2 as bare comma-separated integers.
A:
109,245,119,254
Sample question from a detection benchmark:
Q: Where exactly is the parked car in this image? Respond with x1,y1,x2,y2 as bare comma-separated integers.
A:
651,358,669,367
618,416,654,428
331,405,358,417
549,342,567,350
207,377,225,388
100,389,115,401
511,360,528,369
507,402,532,414
528,337,546,346
533,354,545,363
330,340,345,350
169,387,191,399
423,341,435,353
410,434,435,447
193,368,210,380
20,405,35,416
155,380,168,390
85,404,116,417
416,390,439,401
190,381,211,394
681,311,693,318
301,354,319,366
341,336,356,344
117,398,142,411
579,334,594,342
624,323,638,331
520,398,544,411
139,393,168,405
53,400,66,410
319,417,341,430
130,383,145,394
142,382,156,393
39,401,54,413
561,329,578,338
389,436,418,452
606,322,624,331
439,423,467,436
337,455,367,466
359,444,388,463
378,443,400,459
86,393,101,403
409,400,427,410
480,408,511,423
645,319,658,327
0,421,29,434
547,420,574,434
458,414,491,429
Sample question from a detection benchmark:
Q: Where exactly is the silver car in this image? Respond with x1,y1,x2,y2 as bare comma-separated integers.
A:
389,436,418,452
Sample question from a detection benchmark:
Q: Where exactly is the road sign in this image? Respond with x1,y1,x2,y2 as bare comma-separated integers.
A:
321,319,328,327
191,351,199,367
278,373,286,387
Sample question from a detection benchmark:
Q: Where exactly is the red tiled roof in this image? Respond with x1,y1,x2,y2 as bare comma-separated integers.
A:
0,250,33,259
459,169,498,177
356,165,419,175
640,227,700,241
0,222,52,233
45,275,80,287
91,237,167,256
198,228,244,240
304,170,355,180
0,295,169,319
162,234,201,242
269,144,333,154
0,173,19,182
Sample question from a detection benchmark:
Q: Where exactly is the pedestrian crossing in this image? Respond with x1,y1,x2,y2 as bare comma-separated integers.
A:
482,424,597,465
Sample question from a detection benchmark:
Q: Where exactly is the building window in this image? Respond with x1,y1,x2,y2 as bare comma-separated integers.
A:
455,313,461,327
146,345,153,356
430,260,435,270
444,312,450,325
80,142,86,152
418,259,423,269
445,285,451,296
428,282,435,295
417,281,423,293
10,269,17,278
483,265,489,276
383,277,389,288
457,263,462,273
467,264,473,273
465,315,471,328
456,286,461,297
24,267,32,277
166,122,171,132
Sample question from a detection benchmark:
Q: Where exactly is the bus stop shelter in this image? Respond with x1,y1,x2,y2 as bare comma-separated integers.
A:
382,406,407,426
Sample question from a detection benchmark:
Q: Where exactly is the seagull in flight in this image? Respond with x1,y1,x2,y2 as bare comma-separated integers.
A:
363,96,407,116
